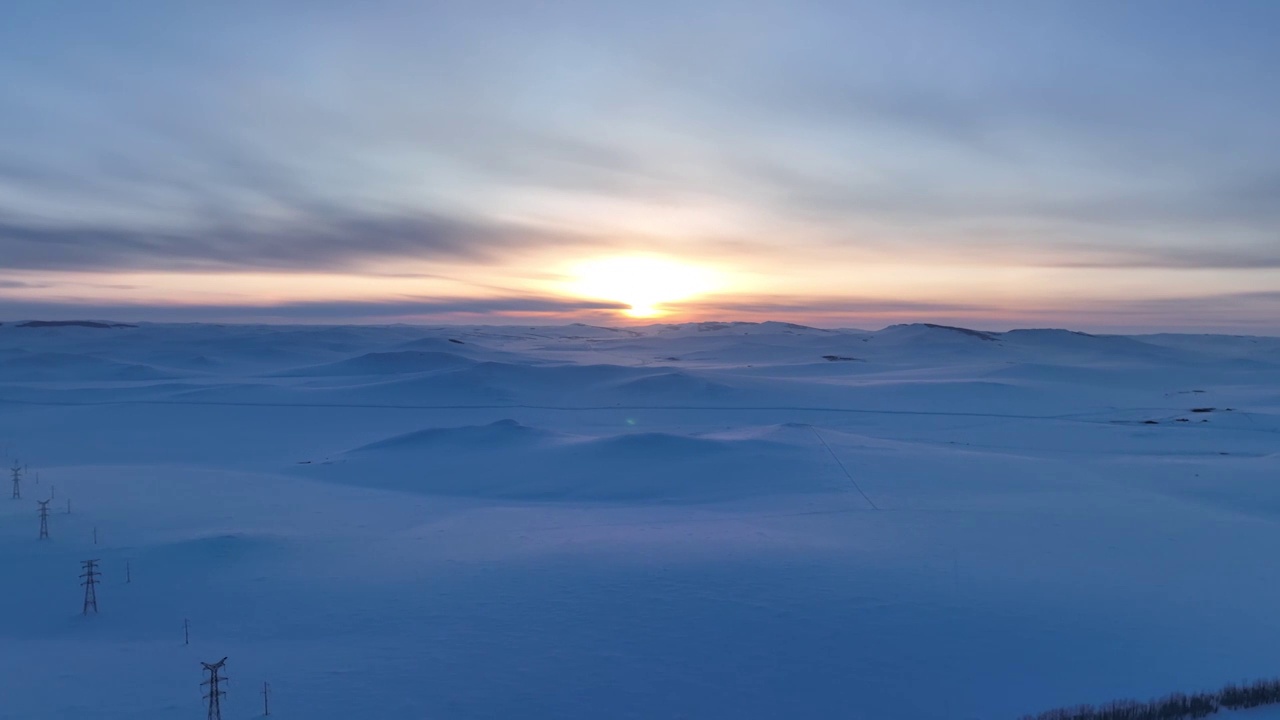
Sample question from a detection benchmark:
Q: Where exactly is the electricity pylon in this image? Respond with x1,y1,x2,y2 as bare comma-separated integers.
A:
202,657,228,720
38,500,50,539
80,559,100,614
10,460,21,499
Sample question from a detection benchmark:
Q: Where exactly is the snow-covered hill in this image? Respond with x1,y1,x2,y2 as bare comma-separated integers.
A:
1,321,1278,719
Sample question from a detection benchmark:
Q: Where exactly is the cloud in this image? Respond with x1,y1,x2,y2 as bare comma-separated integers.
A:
1081,290,1280,315
3,1,1277,279
0,295,628,323
677,296,990,315
1046,246,1280,271
0,0,1278,333
674,292,1280,334
2,291,1278,334
0,212,592,272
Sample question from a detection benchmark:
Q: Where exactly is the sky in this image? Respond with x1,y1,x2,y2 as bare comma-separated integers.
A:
2,0,1279,332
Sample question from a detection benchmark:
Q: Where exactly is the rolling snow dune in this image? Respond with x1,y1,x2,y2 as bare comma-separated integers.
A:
352,418,559,451
273,350,477,377
601,371,738,401
0,351,174,382
303,419,846,502
2,321,1280,720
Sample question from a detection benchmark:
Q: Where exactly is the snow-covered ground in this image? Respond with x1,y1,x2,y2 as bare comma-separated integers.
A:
1,320,1278,719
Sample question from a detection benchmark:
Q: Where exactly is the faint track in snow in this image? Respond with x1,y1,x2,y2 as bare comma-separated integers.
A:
1,397,1275,435
0,397,1158,421
519,504,875,533
807,425,880,510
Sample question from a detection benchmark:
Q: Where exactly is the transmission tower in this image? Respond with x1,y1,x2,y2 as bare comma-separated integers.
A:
80,559,100,614
38,500,50,539
10,460,21,499
201,657,229,720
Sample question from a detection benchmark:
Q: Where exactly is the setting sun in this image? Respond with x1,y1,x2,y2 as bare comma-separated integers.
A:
567,256,720,318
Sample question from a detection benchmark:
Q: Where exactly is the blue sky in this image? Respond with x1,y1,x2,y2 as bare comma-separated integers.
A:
2,1,1278,330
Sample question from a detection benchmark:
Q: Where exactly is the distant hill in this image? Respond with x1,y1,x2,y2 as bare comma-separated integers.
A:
15,320,138,329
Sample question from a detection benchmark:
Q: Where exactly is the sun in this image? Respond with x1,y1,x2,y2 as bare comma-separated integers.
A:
567,256,719,318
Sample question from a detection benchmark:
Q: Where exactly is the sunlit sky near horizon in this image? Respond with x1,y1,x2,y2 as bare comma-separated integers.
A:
2,1,1279,332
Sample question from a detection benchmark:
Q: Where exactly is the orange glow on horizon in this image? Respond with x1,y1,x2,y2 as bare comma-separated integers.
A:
565,256,722,318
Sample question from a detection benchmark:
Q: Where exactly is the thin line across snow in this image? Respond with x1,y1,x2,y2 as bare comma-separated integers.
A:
0,397,1107,421
808,425,879,510
521,504,875,533
1,397,1274,434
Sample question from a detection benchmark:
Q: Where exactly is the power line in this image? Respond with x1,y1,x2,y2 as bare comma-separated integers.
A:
808,425,879,510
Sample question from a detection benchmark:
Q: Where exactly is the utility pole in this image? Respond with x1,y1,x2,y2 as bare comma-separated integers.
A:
201,657,228,720
38,500,50,540
10,460,21,499
184,618,190,645
93,527,98,545
66,497,70,514
262,681,271,716
125,560,131,584
81,559,101,614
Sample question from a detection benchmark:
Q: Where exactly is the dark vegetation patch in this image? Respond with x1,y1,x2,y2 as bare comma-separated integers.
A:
697,322,734,332
16,320,137,329
1191,407,1216,413
775,321,824,332
822,355,860,362
1019,677,1280,720
1143,420,1159,424
448,338,464,344
920,323,998,341
1005,328,1097,338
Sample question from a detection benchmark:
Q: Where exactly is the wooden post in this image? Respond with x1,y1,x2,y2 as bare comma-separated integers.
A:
263,681,271,716
184,618,190,645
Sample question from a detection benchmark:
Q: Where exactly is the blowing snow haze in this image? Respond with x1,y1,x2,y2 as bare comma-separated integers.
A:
4,3,1280,720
